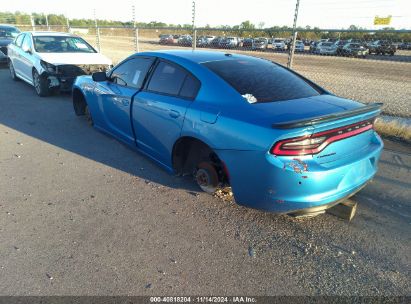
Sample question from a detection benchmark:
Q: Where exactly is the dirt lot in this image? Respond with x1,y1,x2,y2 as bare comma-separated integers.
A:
80,34,411,118
0,68,410,296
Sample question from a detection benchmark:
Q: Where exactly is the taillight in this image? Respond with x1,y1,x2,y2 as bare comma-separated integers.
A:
271,119,374,156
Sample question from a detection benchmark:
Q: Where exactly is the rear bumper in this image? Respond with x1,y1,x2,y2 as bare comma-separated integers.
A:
217,132,383,213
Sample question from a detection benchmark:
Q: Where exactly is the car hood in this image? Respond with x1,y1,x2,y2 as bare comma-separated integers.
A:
38,52,112,66
249,94,363,126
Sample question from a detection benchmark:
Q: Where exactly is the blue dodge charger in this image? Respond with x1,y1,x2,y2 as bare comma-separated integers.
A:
72,50,383,216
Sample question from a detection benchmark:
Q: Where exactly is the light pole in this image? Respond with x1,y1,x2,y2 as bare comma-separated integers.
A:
94,9,101,52
192,0,196,50
132,4,139,52
287,0,300,69
45,14,50,31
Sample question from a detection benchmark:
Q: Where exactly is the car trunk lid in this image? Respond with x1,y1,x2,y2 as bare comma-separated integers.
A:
255,95,381,163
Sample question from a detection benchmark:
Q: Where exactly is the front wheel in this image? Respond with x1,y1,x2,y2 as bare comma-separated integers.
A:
9,60,19,81
84,105,93,126
33,70,50,97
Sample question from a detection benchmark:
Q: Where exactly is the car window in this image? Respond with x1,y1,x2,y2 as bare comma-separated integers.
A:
147,61,188,97
111,57,154,89
21,34,32,51
202,58,320,103
179,75,200,100
15,34,25,47
33,36,96,53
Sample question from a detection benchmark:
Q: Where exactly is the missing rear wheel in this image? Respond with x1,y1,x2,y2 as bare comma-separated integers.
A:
195,162,219,194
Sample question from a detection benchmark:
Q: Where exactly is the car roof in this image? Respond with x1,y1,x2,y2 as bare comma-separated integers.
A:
0,24,19,29
138,50,261,64
27,31,76,37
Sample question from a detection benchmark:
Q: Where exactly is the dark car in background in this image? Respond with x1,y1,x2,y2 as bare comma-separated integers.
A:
341,43,369,58
0,25,20,63
398,42,411,50
368,40,396,55
159,34,174,45
242,38,253,49
334,40,348,55
177,35,192,46
309,41,321,53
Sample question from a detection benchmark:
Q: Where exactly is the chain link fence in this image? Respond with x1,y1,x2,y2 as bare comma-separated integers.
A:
4,23,411,120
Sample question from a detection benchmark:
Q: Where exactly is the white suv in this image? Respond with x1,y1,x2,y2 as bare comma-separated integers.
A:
8,31,112,96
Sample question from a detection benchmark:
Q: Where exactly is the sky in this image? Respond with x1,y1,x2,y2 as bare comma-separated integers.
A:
2,0,411,29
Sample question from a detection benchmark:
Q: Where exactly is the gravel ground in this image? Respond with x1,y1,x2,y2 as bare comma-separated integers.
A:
84,35,411,118
0,68,410,296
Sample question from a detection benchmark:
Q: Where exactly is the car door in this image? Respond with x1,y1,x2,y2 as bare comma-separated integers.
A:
10,33,25,76
96,56,155,144
132,60,201,167
19,34,35,81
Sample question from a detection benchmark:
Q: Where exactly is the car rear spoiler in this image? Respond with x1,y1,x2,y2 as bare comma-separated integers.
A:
272,103,383,129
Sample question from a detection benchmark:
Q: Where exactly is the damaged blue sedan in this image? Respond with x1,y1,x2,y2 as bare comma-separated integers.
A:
72,50,383,216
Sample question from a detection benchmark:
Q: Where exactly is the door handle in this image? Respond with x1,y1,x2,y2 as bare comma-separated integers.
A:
169,110,180,118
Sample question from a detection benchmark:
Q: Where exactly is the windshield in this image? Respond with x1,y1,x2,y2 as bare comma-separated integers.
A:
274,39,284,43
321,42,333,47
33,36,96,53
202,58,321,103
0,27,20,38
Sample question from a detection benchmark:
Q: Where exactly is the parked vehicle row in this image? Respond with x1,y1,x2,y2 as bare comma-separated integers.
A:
158,34,402,58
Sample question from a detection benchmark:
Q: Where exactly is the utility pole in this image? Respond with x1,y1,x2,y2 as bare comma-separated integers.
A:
287,0,300,69
45,14,50,31
192,0,196,50
30,14,35,31
94,9,101,52
132,4,139,52
66,15,70,32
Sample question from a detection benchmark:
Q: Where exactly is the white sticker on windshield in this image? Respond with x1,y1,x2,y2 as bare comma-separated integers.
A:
242,93,257,104
75,42,88,49
132,70,141,85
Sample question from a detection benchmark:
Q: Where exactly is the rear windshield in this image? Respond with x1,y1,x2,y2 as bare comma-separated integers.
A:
0,27,20,38
33,36,96,53
202,58,320,103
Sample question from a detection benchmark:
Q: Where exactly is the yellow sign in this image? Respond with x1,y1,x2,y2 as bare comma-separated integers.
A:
374,15,392,25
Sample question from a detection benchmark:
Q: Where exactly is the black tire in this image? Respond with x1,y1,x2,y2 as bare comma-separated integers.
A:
84,104,93,126
9,60,19,81
73,95,86,116
32,70,50,97
195,162,219,194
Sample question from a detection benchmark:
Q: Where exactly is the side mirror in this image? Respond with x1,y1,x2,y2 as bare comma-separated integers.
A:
22,45,31,54
92,71,108,82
